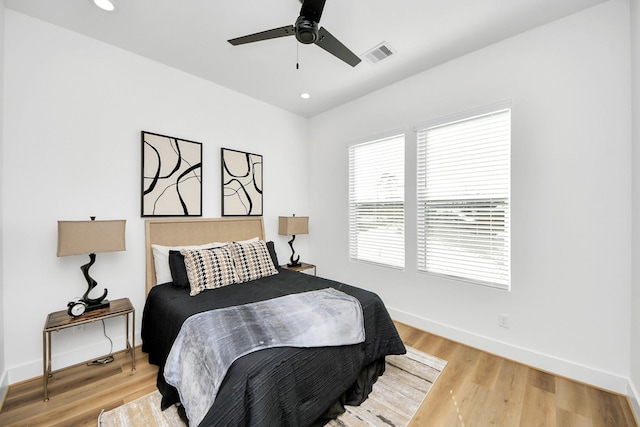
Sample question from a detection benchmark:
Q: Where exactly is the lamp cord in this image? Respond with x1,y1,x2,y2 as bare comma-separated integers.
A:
87,320,114,365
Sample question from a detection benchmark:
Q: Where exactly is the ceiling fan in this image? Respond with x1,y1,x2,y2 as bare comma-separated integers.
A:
227,0,361,67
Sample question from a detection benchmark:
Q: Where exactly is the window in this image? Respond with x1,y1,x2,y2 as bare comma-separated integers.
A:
349,133,405,269
416,106,510,289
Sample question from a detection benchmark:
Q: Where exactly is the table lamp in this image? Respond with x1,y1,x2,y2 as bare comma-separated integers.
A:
278,215,309,267
57,217,126,312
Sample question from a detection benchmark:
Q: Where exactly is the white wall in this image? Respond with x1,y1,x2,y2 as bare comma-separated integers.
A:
2,0,637,408
0,0,7,407
2,10,310,383
630,0,640,415
309,0,633,393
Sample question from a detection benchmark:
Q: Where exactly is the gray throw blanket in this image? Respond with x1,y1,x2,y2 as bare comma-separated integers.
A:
163,288,365,426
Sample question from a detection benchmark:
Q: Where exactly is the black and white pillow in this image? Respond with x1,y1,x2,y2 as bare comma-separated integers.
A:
230,240,279,283
151,241,225,285
180,246,240,296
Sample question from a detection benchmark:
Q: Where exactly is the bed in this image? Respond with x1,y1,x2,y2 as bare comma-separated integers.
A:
141,217,406,426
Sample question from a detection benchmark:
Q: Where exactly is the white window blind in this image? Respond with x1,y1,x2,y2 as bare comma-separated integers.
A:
417,107,510,289
349,134,405,269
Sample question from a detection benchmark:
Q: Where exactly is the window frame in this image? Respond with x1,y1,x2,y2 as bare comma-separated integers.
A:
415,102,511,290
348,132,406,270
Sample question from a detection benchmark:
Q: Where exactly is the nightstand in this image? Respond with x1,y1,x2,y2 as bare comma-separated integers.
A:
42,297,135,401
281,262,316,276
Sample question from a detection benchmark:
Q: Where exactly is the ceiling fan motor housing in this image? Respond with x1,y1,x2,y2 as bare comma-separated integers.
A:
295,16,318,44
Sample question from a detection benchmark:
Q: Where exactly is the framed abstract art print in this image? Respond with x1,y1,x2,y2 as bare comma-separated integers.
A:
221,147,263,216
141,131,202,217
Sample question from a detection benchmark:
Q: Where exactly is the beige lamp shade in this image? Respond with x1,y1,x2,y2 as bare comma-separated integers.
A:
57,220,126,257
278,216,309,236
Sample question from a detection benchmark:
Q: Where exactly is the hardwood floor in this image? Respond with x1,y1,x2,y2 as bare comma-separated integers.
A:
0,349,158,426
0,324,637,426
396,322,638,427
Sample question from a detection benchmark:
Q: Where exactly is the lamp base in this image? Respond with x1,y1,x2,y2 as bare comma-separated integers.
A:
287,235,301,267
84,299,110,312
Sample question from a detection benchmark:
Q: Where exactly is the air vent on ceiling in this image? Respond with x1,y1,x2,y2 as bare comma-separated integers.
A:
363,42,396,64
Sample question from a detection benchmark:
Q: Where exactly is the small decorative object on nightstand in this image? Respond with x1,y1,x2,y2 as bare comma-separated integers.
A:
278,214,309,267
57,217,126,313
281,262,316,276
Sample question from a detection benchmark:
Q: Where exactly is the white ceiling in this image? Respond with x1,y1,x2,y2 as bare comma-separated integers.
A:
5,0,607,118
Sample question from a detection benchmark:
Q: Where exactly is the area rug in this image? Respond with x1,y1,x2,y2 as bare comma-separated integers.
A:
98,346,446,427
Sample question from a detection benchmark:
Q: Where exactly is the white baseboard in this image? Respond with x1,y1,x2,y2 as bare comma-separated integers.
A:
8,332,141,385
0,368,8,412
389,307,631,395
628,380,640,423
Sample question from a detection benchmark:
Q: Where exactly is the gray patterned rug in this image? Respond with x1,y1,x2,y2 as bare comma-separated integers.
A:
98,346,446,427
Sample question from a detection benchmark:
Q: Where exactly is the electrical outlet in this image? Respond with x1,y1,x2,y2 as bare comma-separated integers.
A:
498,314,509,329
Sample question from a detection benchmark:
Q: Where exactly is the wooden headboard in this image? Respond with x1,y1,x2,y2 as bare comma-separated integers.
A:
145,217,266,295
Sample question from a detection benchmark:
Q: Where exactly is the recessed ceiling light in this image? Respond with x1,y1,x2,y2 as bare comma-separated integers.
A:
92,0,116,12
300,93,311,99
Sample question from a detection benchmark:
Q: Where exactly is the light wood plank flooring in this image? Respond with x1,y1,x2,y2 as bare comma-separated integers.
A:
0,323,637,426
397,322,638,427
0,349,158,426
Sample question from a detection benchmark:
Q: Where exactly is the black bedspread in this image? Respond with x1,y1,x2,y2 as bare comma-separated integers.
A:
141,268,406,426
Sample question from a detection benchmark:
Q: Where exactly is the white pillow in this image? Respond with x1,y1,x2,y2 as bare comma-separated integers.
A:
237,237,259,243
152,242,226,284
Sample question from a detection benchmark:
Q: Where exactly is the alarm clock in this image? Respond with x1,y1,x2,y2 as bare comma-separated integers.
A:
67,299,87,317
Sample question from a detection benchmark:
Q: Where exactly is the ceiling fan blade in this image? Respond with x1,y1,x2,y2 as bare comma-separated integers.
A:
315,27,361,67
228,25,295,46
299,0,326,23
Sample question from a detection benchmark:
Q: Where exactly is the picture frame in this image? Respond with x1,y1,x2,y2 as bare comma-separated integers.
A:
221,148,263,216
141,131,202,217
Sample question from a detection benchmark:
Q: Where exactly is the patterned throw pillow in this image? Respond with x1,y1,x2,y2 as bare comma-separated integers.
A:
180,246,240,296
230,240,279,283
151,242,225,285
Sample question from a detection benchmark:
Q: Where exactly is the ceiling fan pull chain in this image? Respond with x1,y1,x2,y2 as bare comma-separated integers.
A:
296,41,300,69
